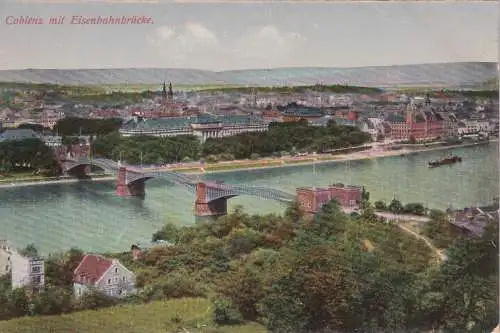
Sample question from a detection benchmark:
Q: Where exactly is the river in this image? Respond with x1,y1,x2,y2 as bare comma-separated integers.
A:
0,142,497,255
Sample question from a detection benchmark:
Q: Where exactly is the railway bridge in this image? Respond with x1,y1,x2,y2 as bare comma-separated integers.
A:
61,158,363,218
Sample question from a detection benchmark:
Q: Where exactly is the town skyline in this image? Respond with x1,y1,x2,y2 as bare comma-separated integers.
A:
0,2,497,71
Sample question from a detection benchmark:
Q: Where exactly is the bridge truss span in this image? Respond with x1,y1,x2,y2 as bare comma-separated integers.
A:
203,182,295,203
62,157,122,175
63,157,297,217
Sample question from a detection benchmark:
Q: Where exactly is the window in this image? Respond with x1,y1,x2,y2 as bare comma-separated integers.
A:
108,279,111,284
31,276,41,285
31,266,41,273
115,268,118,273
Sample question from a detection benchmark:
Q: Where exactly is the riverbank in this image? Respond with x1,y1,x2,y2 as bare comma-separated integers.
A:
0,140,494,188
151,139,494,175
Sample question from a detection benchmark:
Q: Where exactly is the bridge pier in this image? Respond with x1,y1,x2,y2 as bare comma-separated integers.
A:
194,182,228,217
116,167,146,197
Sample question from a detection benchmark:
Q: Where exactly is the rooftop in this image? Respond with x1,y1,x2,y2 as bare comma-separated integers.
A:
385,113,406,123
0,128,41,142
121,114,266,131
73,254,114,285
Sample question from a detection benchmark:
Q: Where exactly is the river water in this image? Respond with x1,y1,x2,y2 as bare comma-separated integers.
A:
0,143,497,255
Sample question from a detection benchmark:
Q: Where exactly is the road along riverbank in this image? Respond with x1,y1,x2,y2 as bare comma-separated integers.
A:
145,140,492,175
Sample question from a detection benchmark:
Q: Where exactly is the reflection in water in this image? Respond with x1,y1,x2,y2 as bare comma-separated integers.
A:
0,143,497,255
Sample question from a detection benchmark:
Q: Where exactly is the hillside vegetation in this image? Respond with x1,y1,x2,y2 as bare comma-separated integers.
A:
0,195,497,333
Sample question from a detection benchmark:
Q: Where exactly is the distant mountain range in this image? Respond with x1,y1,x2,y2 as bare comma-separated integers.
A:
0,62,497,88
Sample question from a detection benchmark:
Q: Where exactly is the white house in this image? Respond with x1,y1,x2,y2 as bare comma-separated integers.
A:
0,240,45,291
359,117,386,141
73,254,136,298
457,120,492,135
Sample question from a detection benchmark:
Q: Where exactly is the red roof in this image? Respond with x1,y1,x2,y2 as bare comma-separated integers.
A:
73,254,114,285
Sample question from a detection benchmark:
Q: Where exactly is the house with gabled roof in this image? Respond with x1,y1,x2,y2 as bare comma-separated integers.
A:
73,254,135,298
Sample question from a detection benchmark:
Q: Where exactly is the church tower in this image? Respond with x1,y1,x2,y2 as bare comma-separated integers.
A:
168,82,174,101
405,98,416,124
161,82,167,101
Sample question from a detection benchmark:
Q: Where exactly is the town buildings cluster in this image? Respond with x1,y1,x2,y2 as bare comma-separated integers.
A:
0,83,498,146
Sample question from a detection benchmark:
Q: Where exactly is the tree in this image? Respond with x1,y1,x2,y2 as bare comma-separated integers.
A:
417,222,498,331
403,203,426,216
388,198,404,214
20,244,38,257
374,200,387,210
45,248,84,287
284,201,303,224
152,222,180,243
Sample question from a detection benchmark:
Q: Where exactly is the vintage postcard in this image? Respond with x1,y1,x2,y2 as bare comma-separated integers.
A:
0,1,498,332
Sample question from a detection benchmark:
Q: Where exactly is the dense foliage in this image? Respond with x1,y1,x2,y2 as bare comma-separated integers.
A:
0,120,369,176
0,139,60,176
0,199,497,332
53,117,123,136
91,120,371,165
92,133,200,165
202,120,371,160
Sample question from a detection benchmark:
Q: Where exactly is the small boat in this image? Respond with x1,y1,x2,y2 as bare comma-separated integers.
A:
428,155,462,168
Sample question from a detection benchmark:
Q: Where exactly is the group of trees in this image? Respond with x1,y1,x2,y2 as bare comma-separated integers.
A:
92,132,200,165
0,138,60,176
0,196,497,331
373,198,427,216
144,199,497,332
2,118,371,173
53,117,123,137
90,120,371,165
201,120,371,161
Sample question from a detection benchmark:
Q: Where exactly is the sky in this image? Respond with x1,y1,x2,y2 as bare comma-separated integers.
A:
0,1,497,70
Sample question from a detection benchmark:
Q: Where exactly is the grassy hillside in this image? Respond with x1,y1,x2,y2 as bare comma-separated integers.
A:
0,199,496,333
0,298,266,333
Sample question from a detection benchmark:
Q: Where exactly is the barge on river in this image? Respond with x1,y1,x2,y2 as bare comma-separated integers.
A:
428,155,462,168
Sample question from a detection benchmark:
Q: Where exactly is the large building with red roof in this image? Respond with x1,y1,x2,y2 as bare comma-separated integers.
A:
385,99,445,141
73,254,135,298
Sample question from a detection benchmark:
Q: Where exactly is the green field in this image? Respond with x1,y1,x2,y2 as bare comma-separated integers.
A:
0,298,267,333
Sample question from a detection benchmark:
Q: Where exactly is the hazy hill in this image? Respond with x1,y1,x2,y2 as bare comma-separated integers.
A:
0,62,496,88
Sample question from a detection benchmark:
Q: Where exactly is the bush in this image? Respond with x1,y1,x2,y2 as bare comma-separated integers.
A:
250,153,260,160
76,290,118,311
147,273,206,300
205,155,219,163
212,297,244,325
